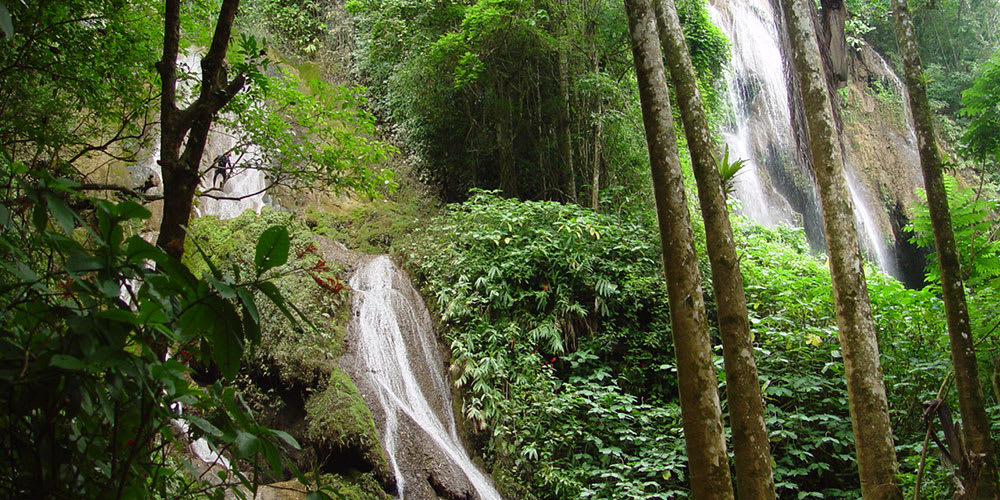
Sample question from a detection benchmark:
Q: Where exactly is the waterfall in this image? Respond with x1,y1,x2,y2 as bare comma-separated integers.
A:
708,0,899,276
136,49,268,221
345,256,502,500
708,0,798,227
195,139,268,220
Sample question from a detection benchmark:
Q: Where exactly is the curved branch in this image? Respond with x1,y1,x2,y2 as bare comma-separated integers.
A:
197,178,283,201
77,183,163,202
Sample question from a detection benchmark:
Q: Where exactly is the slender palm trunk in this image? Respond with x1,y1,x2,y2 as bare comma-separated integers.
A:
779,0,903,497
653,1,775,497
557,0,576,203
892,1,999,497
624,0,735,497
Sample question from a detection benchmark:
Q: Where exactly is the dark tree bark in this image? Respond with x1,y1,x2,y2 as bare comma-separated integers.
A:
624,0,735,497
779,0,903,498
155,0,246,259
556,0,577,203
819,0,848,87
892,1,999,497
590,96,602,212
496,105,517,197
653,1,776,498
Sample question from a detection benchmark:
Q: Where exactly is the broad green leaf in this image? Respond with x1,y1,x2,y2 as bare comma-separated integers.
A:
50,354,87,371
254,225,289,274
178,302,214,342
187,415,224,438
185,225,223,280
32,201,47,231
256,281,296,324
116,201,151,220
0,203,10,228
235,287,259,324
305,491,335,500
235,431,259,458
270,429,300,450
261,439,283,474
209,297,244,380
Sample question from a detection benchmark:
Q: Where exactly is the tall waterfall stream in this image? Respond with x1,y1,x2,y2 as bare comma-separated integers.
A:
343,256,502,500
709,0,901,276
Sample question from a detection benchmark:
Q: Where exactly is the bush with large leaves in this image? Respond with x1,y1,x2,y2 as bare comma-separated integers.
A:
404,192,958,498
0,158,314,499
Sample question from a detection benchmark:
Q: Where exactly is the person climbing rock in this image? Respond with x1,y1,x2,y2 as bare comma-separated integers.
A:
212,151,233,187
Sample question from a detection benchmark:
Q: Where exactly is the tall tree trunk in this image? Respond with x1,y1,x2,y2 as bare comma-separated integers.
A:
590,97,602,212
624,1,735,497
155,0,246,259
557,0,576,203
653,1,775,498
779,0,903,498
892,1,1000,497
497,99,517,197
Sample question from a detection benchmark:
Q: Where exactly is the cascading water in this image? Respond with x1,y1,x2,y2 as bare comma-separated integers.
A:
708,0,797,227
136,49,268,221
344,256,501,500
194,138,268,220
709,0,900,276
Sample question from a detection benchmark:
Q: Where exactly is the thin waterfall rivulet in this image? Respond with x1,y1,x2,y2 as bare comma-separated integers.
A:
345,256,502,500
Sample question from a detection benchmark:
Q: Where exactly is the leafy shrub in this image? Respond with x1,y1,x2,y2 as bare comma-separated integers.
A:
404,192,958,498
186,208,390,487
0,165,303,498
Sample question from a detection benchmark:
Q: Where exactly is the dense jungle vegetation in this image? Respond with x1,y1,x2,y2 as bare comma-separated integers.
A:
1,0,999,499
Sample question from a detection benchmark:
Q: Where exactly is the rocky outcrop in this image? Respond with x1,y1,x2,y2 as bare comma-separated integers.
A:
836,43,928,287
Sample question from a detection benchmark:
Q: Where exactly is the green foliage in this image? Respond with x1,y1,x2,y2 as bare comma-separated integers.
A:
241,0,333,57
675,0,730,85
960,51,1000,173
736,219,951,497
0,160,308,498
0,2,12,38
844,0,890,48
186,208,343,380
846,0,999,144
906,175,1000,291
185,209,389,489
713,144,748,199
222,69,398,198
0,0,160,162
404,192,957,498
906,175,1000,368
347,0,727,202
403,191,678,497
307,200,436,255
304,371,383,461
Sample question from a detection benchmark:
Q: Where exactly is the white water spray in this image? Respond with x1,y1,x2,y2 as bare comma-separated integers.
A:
136,49,268,221
709,0,797,226
709,0,899,275
349,256,501,500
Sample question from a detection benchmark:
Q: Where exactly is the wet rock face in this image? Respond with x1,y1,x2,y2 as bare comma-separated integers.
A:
838,43,928,285
340,256,501,500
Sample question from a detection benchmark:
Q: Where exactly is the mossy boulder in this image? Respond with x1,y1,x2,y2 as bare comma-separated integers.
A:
185,208,391,492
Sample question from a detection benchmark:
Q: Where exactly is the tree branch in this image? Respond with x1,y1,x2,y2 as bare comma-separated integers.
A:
77,183,162,202
156,0,181,117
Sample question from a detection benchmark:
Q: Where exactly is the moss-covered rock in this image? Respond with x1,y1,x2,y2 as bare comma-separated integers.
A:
305,370,388,477
185,208,391,494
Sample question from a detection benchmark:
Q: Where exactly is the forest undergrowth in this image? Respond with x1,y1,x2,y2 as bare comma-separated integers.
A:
393,188,997,499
